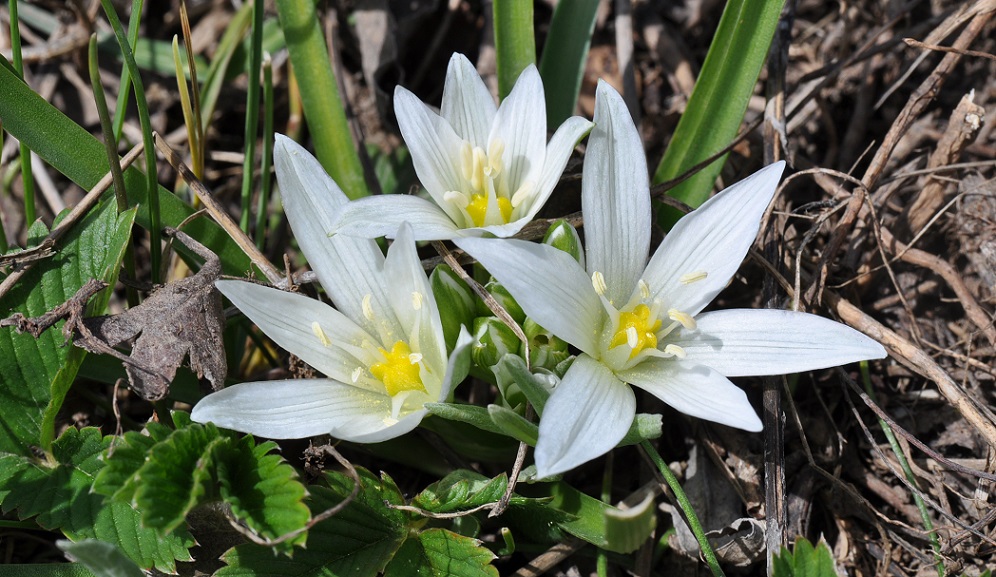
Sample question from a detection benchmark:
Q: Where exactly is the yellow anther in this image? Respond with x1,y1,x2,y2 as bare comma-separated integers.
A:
667,309,696,330
609,304,662,359
466,194,512,227
411,292,424,311
591,271,608,296
312,322,331,347
370,341,427,397
679,271,709,285
362,294,375,322
664,344,687,359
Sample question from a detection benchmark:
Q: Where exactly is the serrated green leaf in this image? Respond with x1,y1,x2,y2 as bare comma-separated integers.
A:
0,428,193,572
91,422,173,501
412,470,507,515
132,423,228,533
0,200,135,456
58,539,145,577
216,436,310,552
218,466,408,577
0,564,95,577
384,529,498,577
773,537,837,577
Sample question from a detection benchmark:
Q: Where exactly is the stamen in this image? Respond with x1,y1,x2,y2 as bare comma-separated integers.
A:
679,271,708,285
362,294,375,322
510,181,533,208
664,344,687,359
444,191,469,208
486,139,504,175
592,271,607,295
667,309,697,330
471,147,487,191
409,352,423,364
351,367,362,383
411,291,424,310
460,142,474,182
625,326,638,349
638,279,651,299
311,322,331,347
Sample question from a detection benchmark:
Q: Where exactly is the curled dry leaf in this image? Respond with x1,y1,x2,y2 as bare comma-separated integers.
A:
78,229,227,400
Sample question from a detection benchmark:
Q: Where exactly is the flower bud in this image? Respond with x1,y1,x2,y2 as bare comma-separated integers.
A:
476,279,525,324
542,219,584,265
471,316,521,370
430,263,477,350
522,318,571,373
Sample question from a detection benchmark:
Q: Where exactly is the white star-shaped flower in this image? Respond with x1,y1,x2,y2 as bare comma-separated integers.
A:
191,136,471,442
330,53,593,240
456,82,886,477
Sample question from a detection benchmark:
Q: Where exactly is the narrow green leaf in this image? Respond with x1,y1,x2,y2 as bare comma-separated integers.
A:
0,200,135,456
493,0,535,100
412,470,507,514
773,537,837,577
493,354,552,414
58,539,145,577
0,60,252,275
538,0,599,128
200,2,252,133
384,529,498,577
487,404,538,446
0,428,193,572
425,403,506,436
548,481,656,554
218,467,407,577
274,0,367,199
652,0,785,216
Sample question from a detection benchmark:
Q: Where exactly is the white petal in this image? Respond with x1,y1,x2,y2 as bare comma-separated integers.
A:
216,280,376,385
439,326,474,401
191,378,417,442
535,355,636,478
395,86,467,219
643,161,786,315
455,237,603,356
619,359,762,432
582,81,652,306
384,223,447,391
332,195,462,240
673,309,887,377
518,115,593,221
489,65,547,193
440,53,497,147
274,135,397,332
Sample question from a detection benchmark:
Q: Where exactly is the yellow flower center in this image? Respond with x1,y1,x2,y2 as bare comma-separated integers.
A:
466,194,513,227
370,341,426,397
608,304,662,359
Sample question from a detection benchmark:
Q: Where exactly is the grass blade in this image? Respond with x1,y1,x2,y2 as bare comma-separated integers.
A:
493,0,535,100
652,0,785,218
538,0,598,129
240,0,265,232
8,0,36,225
274,0,367,199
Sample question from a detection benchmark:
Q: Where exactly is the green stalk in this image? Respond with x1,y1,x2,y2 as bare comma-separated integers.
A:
861,362,944,576
255,53,275,251
112,0,144,141
9,0,36,225
274,0,367,199
240,0,265,232
597,452,613,577
640,440,725,577
100,0,161,283
493,0,535,100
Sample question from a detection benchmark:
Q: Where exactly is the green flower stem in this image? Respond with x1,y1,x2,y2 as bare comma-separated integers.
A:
640,439,725,577
240,0,265,232
100,0,161,283
861,361,944,577
9,0,36,226
274,0,367,199
493,0,535,100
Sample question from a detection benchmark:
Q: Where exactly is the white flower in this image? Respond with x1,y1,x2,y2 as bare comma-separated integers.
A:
455,82,887,477
191,136,471,442
330,53,594,241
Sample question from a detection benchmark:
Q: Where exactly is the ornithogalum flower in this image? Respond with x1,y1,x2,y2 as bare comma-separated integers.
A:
330,53,594,241
191,136,470,442
456,83,887,477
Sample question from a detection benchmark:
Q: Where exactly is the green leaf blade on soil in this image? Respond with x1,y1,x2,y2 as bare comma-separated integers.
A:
538,0,599,129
